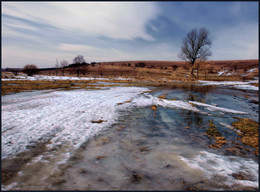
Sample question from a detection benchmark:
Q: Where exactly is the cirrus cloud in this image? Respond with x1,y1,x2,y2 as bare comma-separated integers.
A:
2,2,159,41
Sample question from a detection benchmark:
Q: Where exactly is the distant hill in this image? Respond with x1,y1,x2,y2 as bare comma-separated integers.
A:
98,59,259,70
2,59,258,72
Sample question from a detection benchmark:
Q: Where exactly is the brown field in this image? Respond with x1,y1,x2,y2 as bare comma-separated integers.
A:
37,59,258,82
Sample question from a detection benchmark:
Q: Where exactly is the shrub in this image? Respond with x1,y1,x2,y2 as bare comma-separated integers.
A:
22,64,39,76
135,62,146,68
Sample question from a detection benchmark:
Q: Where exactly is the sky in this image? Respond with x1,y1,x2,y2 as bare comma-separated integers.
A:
1,1,259,68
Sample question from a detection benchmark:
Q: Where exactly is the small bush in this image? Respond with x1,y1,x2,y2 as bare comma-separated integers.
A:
135,62,146,68
22,64,39,76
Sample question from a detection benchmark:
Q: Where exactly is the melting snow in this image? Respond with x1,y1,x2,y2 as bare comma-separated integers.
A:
189,101,248,114
1,75,108,81
199,80,258,91
247,68,258,73
180,150,259,188
1,87,148,159
1,87,251,162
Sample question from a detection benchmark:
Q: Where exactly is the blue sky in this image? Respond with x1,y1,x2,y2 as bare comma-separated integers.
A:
2,1,259,68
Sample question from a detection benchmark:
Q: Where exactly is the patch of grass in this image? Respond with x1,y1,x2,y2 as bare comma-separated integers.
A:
1,80,96,95
91,119,106,124
96,155,106,160
151,105,157,111
205,120,222,138
232,118,259,155
158,93,168,99
205,120,226,148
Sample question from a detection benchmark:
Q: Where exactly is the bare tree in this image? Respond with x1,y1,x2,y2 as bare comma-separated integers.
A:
178,27,212,79
73,55,86,64
22,64,39,76
60,60,69,76
73,55,86,77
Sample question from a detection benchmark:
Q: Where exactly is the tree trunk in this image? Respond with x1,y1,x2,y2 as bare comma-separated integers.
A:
190,68,197,80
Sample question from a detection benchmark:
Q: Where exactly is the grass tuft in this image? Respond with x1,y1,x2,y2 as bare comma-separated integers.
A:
232,118,259,155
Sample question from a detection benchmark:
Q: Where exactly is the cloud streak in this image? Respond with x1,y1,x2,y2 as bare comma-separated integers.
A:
2,2,159,41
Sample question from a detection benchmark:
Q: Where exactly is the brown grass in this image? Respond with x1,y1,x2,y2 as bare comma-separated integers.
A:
91,119,106,124
205,120,226,148
232,118,259,155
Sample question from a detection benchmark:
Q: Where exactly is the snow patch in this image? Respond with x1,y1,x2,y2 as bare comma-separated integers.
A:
198,80,258,91
180,150,258,188
1,87,149,159
219,122,242,134
2,75,108,81
189,101,248,114
247,68,258,73
128,93,202,113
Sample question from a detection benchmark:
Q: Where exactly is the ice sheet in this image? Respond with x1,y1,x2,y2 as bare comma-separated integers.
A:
189,101,248,114
198,80,258,91
180,150,258,188
1,87,149,159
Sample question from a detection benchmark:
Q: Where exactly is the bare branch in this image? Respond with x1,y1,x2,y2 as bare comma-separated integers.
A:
178,27,212,66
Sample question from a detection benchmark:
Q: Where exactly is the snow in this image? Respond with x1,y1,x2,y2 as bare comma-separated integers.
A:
199,80,259,91
2,86,250,161
219,122,242,134
2,75,108,81
247,68,258,73
189,101,248,114
124,92,202,113
217,70,229,76
180,150,258,188
1,87,149,159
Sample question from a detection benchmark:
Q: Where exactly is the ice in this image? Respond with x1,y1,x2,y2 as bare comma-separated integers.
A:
2,75,108,81
180,150,258,188
128,93,201,113
247,68,258,73
189,101,248,114
219,122,242,134
1,87,149,159
217,70,229,76
1,85,252,162
198,80,258,91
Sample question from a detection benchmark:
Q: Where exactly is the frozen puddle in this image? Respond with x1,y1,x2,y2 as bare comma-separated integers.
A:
2,86,258,190
181,151,259,189
2,87,249,160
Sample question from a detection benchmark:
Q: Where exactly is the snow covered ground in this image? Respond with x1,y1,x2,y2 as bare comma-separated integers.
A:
1,75,108,81
198,80,259,91
181,150,259,188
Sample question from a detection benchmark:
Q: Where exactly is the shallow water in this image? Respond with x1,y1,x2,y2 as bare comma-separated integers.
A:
2,85,259,190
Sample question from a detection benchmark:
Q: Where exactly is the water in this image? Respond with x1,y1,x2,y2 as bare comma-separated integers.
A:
2,86,258,190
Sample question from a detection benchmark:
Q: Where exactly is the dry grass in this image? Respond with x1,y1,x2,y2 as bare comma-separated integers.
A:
2,62,258,95
232,118,259,155
205,120,226,148
151,105,158,111
1,79,122,95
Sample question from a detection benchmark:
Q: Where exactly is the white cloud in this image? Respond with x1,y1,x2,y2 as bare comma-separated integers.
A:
2,24,44,44
2,2,159,41
59,43,96,52
211,23,258,60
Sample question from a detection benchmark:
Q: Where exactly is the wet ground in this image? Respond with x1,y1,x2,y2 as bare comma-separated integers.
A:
2,85,259,190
